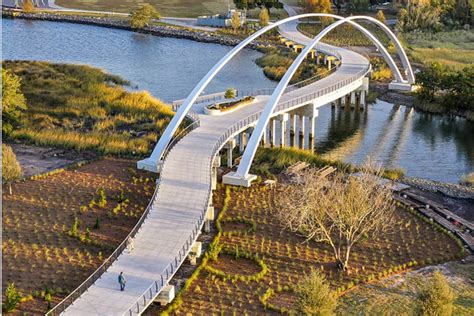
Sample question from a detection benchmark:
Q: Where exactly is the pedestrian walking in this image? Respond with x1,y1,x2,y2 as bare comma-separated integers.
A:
118,272,126,291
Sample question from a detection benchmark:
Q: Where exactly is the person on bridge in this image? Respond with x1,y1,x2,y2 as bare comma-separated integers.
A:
118,272,126,291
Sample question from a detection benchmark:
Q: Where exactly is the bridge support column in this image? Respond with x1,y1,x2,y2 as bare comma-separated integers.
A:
156,285,175,306
271,119,277,147
225,139,236,168
290,114,297,147
274,113,289,148
359,91,366,107
204,204,215,233
262,125,270,148
300,115,306,149
188,241,202,265
239,132,247,153
350,91,356,108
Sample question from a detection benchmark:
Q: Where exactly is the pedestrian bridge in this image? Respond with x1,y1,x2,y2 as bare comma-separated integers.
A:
50,10,413,316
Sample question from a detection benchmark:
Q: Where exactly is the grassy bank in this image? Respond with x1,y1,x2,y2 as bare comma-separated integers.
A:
402,30,474,70
251,147,404,180
3,61,174,157
55,0,229,18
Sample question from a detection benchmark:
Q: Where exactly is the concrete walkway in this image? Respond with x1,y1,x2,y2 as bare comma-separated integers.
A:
60,6,370,316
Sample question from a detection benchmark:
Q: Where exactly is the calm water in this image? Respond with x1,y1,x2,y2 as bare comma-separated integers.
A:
3,19,474,182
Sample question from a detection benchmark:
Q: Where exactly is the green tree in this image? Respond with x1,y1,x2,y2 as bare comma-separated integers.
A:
234,0,283,10
417,271,456,316
416,62,447,101
23,0,35,12
376,9,386,24
2,144,23,195
454,0,472,25
302,0,332,13
231,11,241,31
302,0,333,25
259,7,270,27
348,0,370,13
3,283,21,313
295,271,336,315
130,4,160,29
396,0,442,32
2,69,27,137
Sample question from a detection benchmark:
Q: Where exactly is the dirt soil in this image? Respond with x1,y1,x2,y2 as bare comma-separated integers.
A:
11,143,98,177
163,183,465,315
2,158,157,315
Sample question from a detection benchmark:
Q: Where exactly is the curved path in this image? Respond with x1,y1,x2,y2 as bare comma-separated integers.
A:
57,8,412,316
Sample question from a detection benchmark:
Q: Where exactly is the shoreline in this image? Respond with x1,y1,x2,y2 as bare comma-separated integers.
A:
2,10,272,49
371,81,473,121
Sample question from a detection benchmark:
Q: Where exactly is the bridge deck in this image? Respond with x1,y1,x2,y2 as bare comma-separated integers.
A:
63,7,369,316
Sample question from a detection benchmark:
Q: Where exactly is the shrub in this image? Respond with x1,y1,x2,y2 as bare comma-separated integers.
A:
130,4,160,29
224,88,236,99
295,271,336,316
2,144,23,195
4,283,21,313
460,172,474,186
417,271,456,316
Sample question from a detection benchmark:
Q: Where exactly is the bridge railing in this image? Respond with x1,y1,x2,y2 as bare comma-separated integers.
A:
126,134,229,316
172,91,227,108
46,180,161,316
52,54,369,316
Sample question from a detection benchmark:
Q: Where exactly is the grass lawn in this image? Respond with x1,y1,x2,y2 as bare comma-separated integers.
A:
298,22,391,47
161,181,464,314
3,61,174,157
402,30,474,70
55,0,231,18
338,260,474,315
2,158,156,314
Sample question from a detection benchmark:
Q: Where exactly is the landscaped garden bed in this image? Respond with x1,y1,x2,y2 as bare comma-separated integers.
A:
2,158,157,314
160,182,465,315
205,96,255,115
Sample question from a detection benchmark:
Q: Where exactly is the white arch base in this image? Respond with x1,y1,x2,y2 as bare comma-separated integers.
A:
389,81,415,91
223,172,257,187
137,158,162,173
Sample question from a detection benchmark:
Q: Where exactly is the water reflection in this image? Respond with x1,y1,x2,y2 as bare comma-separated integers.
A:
3,19,473,182
315,101,474,183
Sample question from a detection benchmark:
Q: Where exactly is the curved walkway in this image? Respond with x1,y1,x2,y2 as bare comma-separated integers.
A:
61,10,375,316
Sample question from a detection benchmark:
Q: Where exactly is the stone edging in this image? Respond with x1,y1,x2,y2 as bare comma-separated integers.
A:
400,177,474,200
2,10,274,49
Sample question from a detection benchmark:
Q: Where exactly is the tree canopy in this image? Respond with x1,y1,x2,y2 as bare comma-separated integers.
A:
233,0,283,10
259,7,270,26
130,4,160,29
2,69,27,137
275,162,395,271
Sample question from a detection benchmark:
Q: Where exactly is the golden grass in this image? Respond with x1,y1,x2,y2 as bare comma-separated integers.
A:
3,61,174,157
410,48,474,70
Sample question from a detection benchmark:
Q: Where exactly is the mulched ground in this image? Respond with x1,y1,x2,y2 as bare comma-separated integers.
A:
2,158,156,315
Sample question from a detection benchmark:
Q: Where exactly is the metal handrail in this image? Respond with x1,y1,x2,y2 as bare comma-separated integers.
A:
46,180,161,316
125,143,218,316
161,120,200,160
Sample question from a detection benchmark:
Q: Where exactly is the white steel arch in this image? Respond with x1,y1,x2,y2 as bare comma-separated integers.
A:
138,13,414,171
234,15,413,180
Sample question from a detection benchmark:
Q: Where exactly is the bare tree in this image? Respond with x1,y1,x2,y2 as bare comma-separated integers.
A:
274,161,395,271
